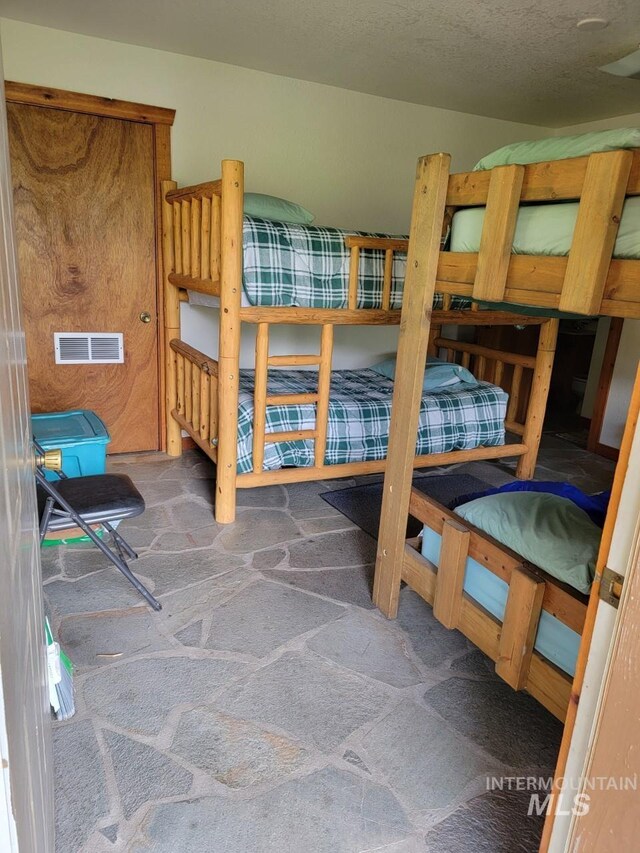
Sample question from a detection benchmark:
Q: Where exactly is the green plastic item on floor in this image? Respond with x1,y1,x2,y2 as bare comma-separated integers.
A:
41,530,103,547
45,617,75,721
42,530,102,548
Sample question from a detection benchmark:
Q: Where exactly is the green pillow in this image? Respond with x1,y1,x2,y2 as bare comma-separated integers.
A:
369,356,478,391
454,492,600,594
244,193,314,225
474,127,640,172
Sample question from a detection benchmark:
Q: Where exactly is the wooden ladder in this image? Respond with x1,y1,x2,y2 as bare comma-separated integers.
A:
251,323,334,472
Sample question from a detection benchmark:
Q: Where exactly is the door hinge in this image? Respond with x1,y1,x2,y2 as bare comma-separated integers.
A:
600,566,624,609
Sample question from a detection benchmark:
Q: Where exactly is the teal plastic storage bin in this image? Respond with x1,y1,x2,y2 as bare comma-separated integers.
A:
32,410,111,481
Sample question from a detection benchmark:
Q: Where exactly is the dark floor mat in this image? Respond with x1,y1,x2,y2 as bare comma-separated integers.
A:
321,473,492,539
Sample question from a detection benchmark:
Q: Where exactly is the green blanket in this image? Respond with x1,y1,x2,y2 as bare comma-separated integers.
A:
235,368,507,473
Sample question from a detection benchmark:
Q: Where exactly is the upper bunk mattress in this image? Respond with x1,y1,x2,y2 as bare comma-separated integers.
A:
235,368,507,474
450,195,640,258
188,216,468,310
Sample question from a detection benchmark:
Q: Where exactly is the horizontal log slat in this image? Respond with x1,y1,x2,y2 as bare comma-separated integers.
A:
241,308,402,325
267,354,322,366
505,420,525,436
434,337,536,369
264,429,317,443
265,393,319,405
344,236,409,251
169,339,219,375
237,443,528,488
168,273,221,296
242,307,548,326
436,253,640,317
446,149,640,206
165,180,222,203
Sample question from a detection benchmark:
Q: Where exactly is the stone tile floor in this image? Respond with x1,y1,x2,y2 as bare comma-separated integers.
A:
42,436,615,852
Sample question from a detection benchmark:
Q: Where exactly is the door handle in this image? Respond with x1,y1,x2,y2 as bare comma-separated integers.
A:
35,448,62,470
139,311,152,324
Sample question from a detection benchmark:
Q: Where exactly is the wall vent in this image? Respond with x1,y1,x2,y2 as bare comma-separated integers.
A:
54,332,124,365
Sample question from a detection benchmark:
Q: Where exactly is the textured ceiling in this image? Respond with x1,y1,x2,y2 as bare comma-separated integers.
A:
2,0,640,126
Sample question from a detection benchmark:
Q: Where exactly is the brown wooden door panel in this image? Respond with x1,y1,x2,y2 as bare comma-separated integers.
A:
8,103,159,452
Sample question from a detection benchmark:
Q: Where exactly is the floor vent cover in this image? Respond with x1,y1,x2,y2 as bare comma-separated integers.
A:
54,332,124,364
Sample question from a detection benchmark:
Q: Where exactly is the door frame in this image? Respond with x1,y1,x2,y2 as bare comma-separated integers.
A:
5,81,175,451
540,363,640,850
565,454,640,847
0,71,55,851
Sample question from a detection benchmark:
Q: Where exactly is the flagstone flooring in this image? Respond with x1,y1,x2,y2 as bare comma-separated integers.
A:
41,437,614,852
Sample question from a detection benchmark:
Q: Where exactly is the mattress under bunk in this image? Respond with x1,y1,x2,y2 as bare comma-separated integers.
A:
235,368,507,474
421,527,582,676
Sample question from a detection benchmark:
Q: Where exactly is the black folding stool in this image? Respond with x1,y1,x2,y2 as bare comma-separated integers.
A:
36,441,161,611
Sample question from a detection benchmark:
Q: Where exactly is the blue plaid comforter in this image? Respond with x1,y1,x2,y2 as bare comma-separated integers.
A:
236,368,507,474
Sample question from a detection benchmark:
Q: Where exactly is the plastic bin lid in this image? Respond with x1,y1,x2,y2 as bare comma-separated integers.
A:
31,409,111,445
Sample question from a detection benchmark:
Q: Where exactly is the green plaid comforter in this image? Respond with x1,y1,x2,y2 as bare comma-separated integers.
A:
243,216,468,309
236,368,507,474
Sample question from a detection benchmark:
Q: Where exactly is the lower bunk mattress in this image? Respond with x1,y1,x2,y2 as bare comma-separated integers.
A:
235,368,507,474
421,527,581,676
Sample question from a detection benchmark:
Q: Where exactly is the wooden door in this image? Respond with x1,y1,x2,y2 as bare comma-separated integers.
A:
0,81,54,851
566,528,640,848
8,103,159,452
540,365,640,851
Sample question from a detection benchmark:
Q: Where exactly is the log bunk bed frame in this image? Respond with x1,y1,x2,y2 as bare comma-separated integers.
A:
161,161,559,524
373,148,640,721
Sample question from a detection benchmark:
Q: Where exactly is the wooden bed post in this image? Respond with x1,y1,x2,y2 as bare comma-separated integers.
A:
215,160,244,523
427,322,441,358
373,153,451,619
161,179,182,457
515,317,559,480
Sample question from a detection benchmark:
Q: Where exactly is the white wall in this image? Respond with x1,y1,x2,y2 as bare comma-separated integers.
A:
581,317,609,419
556,113,640,448
0,19,547,368
599,321,639,448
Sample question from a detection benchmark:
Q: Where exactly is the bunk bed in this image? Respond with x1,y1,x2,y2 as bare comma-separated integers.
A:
372,144,640,721
161,162,557,522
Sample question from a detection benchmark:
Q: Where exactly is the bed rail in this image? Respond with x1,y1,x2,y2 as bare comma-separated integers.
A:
402,490,587,720
434,335,535,437
169,339,218,456
436,149,640,318
164,181,222,298
162,163,244,520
